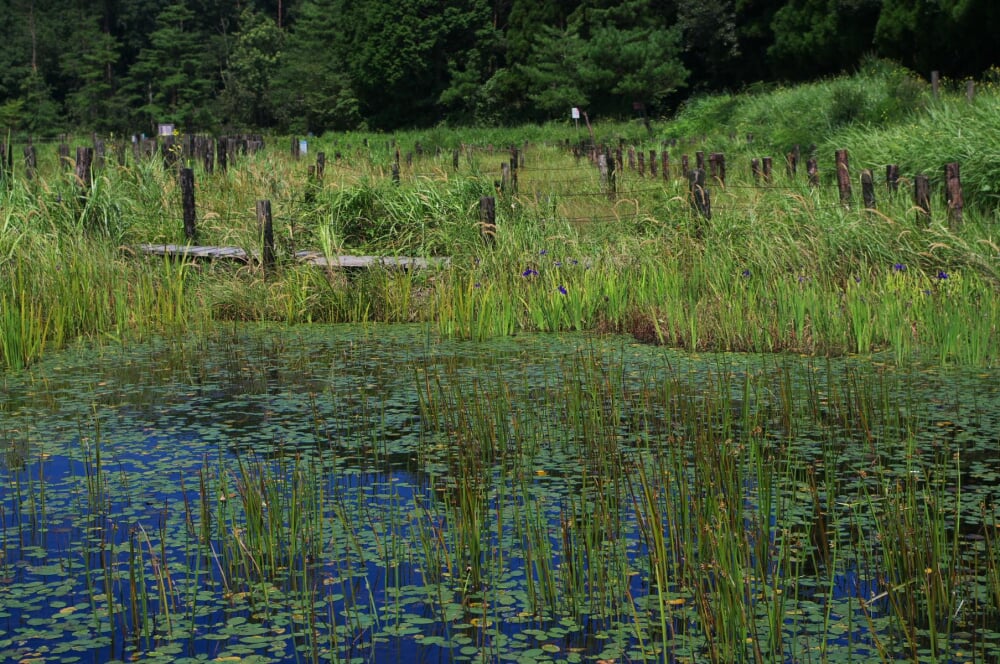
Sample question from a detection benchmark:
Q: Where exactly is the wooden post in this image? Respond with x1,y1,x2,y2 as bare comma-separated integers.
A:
500,162,511,195
217,138,228,173
162,135,178,169
944,162,963,228
257,200,275,272
291,136,300,160
627,145,636,171
885,164,899,193
203,139,215,174
709,152,725,186
695,151,705,170
860,169,876,209
835,149,852,206
180,167,197,240
316,151,326,180
24,142,36,180
762,157,773,184
966,79,975,103
59,143,71,170
681,154,689,177
649,150,657,177
75,146,94,189
914,174,931,222
94,140,105,170
688,168,711,221
931,70,940,99
751,158,761,185
637,150,645,177
479,195,496,245
392,162,400,185
786,145,799,177
606,147,616,200
452,148,460,171
661,151,670,181
807,158,819,187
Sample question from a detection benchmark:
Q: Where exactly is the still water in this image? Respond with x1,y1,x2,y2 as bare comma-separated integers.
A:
2,324,999,663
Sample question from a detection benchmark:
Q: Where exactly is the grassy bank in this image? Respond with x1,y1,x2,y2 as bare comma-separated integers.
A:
1,61,998,370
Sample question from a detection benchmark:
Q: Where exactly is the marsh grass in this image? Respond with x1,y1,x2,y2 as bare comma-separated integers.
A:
2,67,999,371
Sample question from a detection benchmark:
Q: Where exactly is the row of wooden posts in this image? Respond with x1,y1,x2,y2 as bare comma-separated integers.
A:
574,143,964,227
0,134,267,183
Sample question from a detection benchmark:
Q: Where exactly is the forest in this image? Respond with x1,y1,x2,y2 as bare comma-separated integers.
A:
1,0,998,135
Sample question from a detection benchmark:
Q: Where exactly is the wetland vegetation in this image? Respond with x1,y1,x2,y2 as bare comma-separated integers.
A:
2,66,1000,662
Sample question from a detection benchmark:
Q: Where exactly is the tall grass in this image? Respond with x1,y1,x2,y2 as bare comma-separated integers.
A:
2,62,999,371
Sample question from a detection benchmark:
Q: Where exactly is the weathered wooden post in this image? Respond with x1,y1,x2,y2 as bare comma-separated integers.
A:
606,147,616,200
291,136,300,160
762,157,773,184
885,164,899,193
500,162,511,195
649,150,657,177
217,138,228,173
162,134,178,169
709,152,725,186
786,145,799,178
627,145,636,171
914,174,931,222
944,162,963,228
637,150,645,177
24,141,36,180
180,167,197,240
203,139,215,174
661,151,670,181
835,149,852,206
688,168,711,221
391,162,400,185
257,200,275,273
59,142,71,170
751,158,761,185
316,151,326,180
452,148,460,171
931,70,940,99
75,146,94,190
94,139,105,170
807,158,819,187
860,169,876,209
695,151,705,171
479,195,496,245
681,154,689,178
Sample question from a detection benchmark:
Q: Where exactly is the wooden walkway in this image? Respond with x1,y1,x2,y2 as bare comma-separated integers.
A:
137,244,450,270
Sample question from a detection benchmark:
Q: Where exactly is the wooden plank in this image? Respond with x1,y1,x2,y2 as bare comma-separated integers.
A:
138,244,251,262
136,244,448,270
294,251,450,269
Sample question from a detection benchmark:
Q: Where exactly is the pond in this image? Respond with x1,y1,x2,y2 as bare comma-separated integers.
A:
2,324,999,663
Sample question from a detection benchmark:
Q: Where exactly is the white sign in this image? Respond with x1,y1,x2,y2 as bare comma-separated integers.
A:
571,107,580,120
158,123,174,136
299,139,308,155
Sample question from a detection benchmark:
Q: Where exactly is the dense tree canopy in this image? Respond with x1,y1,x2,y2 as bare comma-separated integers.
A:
0,0,997,134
